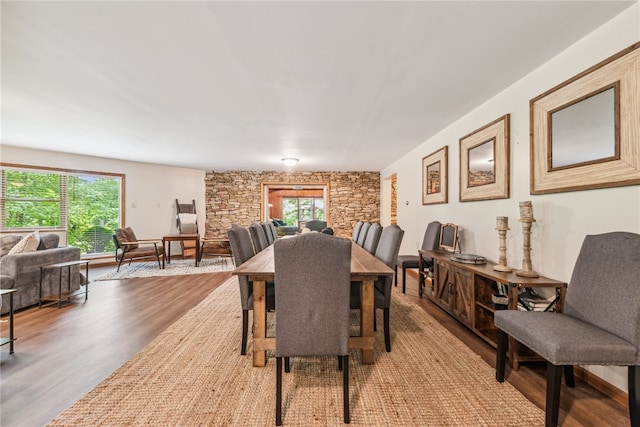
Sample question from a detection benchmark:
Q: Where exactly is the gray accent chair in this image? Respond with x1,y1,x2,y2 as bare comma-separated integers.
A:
395,221,442,294
227,224,275,355
304,220,327,232
362,222,382,254
352,221,363,242
495,232,640,427
356,221,371,247
249,222,269,253
351,224,404,352
274,233,352,425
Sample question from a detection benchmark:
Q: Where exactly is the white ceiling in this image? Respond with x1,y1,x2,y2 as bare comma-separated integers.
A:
1,1,635,172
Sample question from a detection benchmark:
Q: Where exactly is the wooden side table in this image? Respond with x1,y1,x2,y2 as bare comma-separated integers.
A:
0,289,17,353
162,234,200,267
39,260,90,308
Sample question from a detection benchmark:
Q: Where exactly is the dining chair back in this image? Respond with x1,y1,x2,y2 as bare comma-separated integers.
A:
495,232,640,427
356,221,371,247
261,222,277,245
352,220,364,242
274,232,352,425
362,222,382,254
249,222,269,252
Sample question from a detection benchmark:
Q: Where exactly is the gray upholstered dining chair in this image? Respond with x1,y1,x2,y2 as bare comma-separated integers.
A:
495,232,640,427
261,221,277,245
249,222,269,253
227,224,275,355
274,232,352,425
356,221,371,247
362,222,382,254
351,224,404,352
352,220,364,242
395,221,441,294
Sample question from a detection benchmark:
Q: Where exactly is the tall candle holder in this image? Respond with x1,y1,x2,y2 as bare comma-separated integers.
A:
516,201,539,278
493,216,512,272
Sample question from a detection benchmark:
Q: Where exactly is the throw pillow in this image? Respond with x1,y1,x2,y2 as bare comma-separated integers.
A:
0,235,23,257
8,231,41,255
38,233,60,250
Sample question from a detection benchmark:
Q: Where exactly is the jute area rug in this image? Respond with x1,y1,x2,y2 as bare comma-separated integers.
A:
49,277,544,426
94,257,234,281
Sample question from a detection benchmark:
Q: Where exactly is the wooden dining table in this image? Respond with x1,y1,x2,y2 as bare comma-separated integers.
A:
232,240,394,367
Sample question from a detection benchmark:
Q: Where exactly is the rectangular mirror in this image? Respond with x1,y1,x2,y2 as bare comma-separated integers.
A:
550,85,618,170
530,43,640,194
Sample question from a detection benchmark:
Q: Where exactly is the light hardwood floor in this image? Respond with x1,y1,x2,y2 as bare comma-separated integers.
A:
0,267,630,426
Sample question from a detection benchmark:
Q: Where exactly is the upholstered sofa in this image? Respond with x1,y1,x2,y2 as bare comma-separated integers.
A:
0,233,85,314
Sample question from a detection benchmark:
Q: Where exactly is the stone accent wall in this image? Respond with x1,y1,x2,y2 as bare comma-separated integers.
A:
204,171,380,239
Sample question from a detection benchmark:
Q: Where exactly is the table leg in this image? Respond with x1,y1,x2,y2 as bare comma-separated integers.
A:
360,279,375,364
84,262,89,302
162,239,166,269
195,236,200,267
253,280,267,367
9,291,14,354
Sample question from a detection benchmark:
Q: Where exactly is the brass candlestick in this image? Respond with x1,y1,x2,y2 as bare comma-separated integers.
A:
493,216,512,272
516,201,539,278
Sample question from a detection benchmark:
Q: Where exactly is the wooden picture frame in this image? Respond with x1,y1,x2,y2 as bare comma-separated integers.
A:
530,42,640,194
422,146,448,205
459,114,510,202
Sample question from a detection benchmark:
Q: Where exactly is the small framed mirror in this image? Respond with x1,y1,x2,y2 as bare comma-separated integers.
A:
422,146,448,205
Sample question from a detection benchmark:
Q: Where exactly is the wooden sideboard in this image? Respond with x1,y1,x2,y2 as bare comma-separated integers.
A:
420,250,567,369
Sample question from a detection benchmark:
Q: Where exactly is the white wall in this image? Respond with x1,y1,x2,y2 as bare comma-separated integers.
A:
0,145,206,253
381,4,640,392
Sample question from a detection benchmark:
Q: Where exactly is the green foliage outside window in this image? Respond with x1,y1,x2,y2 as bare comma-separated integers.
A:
2,168,121,256
67,176,120,254
282,197,325,226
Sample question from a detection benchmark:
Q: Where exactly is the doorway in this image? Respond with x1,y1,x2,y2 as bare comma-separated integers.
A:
261,183,330,228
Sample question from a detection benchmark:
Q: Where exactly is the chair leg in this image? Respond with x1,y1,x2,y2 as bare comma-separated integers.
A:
546,362,563,427
343,355,350,424
284,357,290,373
276,357,282,426
383,307,391,352
496,329,508,382
241,310,248,355
338,356,343,371
629,365,640,427
564,365,575,387
394,265,398,287
373,311,377,331
402,267,406,294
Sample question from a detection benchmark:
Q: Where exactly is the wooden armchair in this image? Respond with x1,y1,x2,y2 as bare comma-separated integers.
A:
113,227,164,272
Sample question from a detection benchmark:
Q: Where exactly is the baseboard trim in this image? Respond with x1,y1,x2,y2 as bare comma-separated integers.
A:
574,366,627,406
404,268,628,406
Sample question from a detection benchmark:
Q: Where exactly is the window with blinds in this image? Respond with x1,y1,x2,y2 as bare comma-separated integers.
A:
1,165,124,256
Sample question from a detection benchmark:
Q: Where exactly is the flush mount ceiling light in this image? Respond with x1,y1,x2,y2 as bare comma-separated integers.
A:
281,157,299,167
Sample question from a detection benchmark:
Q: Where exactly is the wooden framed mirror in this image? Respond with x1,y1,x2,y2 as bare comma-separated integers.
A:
530,42,640,194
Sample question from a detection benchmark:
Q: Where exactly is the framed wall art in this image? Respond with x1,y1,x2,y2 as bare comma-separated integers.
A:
459,114,510,202
530,42,640,194
422,146,448,205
